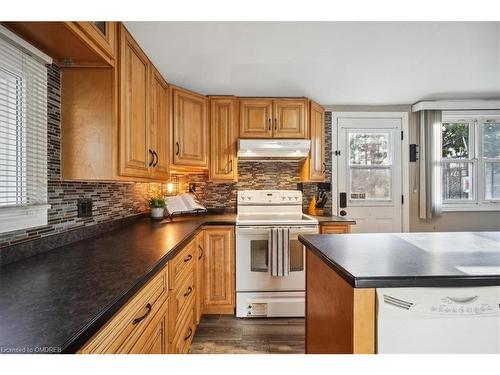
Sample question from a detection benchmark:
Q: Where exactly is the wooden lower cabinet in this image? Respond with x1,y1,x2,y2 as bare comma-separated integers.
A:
203,226,235,314
320,223,352,234
306,249,375,354
195,231,205,324
79,225,236,354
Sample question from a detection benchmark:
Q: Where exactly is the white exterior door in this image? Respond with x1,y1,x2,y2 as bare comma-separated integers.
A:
335,117,403,233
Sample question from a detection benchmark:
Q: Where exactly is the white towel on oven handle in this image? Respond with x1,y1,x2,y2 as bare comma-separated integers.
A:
269,227,290,277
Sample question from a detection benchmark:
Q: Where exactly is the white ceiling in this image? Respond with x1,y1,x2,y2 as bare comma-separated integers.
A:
125,22,500,106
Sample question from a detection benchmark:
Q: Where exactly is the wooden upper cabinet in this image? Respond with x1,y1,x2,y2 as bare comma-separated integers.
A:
273,99,307,138
203,227,235,314
301,101,325,182
118,25,151,179
171,87,208,168
150,68,170,180
74,22,116,62
209,97,238,182
239,99,273,138
3,22,117,66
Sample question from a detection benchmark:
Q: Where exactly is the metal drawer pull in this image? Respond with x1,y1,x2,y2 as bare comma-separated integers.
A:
184,286,193,297
184,327,193,341
175,142,180,156
184,254,193,262
268,118,271,131
198,245,203,260
153,151,158,167
274,117,277,131
132,303,152,325
148,149,154,167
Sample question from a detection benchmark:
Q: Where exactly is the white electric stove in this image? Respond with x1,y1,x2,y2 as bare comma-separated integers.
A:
235,190,318,318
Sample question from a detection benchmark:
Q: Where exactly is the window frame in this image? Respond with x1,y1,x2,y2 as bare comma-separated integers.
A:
441,110,500,212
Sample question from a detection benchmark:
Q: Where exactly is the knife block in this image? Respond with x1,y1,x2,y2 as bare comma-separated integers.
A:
308,198,324,216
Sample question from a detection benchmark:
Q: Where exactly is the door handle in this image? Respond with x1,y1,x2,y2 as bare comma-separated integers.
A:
198,244,203,260
184,327,193,341
175,142,180,156
153,151,158,167
274,117,277,131
148,149,154,167
184,254,193,262
229,159,233,173
268,118,271,131
339,192,347,208
322,162,326,174
183,286,193,297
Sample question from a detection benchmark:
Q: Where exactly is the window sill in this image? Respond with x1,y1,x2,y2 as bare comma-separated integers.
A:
442,203,500,212
0,204,51,234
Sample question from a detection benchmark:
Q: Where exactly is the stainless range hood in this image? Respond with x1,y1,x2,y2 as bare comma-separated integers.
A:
237,139,311,161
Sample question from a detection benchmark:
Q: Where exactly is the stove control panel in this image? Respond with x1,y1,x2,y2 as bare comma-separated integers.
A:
238,190,302,205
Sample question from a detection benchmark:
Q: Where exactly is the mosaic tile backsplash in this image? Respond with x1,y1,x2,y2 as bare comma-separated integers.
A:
0,65,162,250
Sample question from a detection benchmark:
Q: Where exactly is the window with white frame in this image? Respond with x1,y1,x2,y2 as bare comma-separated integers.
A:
441,111,500,211
0,29,50,233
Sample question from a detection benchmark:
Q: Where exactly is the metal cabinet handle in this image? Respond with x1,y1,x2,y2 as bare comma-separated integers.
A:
153,151,158,167
132,303,152,325
183,286,193,297
198,244,203,260
184,254,193,262
274,117,277,131
175,142,180,156
268,118,271,131
184,327,193,341
229,159,233,173
148,149,154,167
322,162,326,174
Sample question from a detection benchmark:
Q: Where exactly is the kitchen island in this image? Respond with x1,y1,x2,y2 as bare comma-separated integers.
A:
299,232,500,354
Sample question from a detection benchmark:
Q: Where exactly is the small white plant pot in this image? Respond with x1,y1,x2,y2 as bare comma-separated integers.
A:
150,207,165,220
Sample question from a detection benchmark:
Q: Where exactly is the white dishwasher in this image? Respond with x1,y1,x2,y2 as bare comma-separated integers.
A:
377,286,500,354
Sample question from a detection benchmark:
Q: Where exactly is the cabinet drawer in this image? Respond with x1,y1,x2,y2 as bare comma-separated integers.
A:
172,305,196,354
320,224,351,234
169,240,196,288
171,270,196,334
79,268,168,354
128,298,169,354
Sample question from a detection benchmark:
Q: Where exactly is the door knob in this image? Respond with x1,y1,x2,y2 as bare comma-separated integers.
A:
340,210,347,216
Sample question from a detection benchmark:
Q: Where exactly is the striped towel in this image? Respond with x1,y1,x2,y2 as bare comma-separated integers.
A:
269,227,290,277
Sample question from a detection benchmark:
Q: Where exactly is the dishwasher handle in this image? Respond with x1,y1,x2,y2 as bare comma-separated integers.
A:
447,296,478,304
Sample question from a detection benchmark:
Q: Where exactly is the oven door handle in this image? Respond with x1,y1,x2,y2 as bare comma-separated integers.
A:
236,226,318,235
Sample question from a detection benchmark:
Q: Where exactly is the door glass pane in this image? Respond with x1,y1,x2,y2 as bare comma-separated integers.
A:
350,168,391,200
442,123,469,158
349,133,390,165
485,162,500,200
290,240,304,272
442,162,473,200
482,123,500,159
250,240,268,272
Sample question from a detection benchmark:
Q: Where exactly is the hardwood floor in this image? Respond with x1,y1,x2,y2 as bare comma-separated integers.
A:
189,315,305,354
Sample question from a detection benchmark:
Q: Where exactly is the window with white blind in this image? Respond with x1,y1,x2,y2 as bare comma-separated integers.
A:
0,27,51,233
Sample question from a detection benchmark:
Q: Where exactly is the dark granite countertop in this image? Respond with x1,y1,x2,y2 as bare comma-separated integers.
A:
308,215,356,224
299,231,500,288
0,214,236,354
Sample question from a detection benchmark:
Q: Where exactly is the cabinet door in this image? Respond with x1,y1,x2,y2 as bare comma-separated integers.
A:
308,101,326,181
73,22,116,61
209,97,238,182
239,99,273,138
203,227,235,314
118,25,151,178
172,87,208,167
195,231,205,323
150,67,170,180
273,99,307,138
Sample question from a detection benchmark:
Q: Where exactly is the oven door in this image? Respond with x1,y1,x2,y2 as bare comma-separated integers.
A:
236,225,318,292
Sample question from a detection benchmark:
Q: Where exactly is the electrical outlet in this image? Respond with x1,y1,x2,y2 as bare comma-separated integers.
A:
188,183,196,193
77,198,93,218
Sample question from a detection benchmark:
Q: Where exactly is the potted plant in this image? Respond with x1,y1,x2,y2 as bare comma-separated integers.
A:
148,196,166,220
